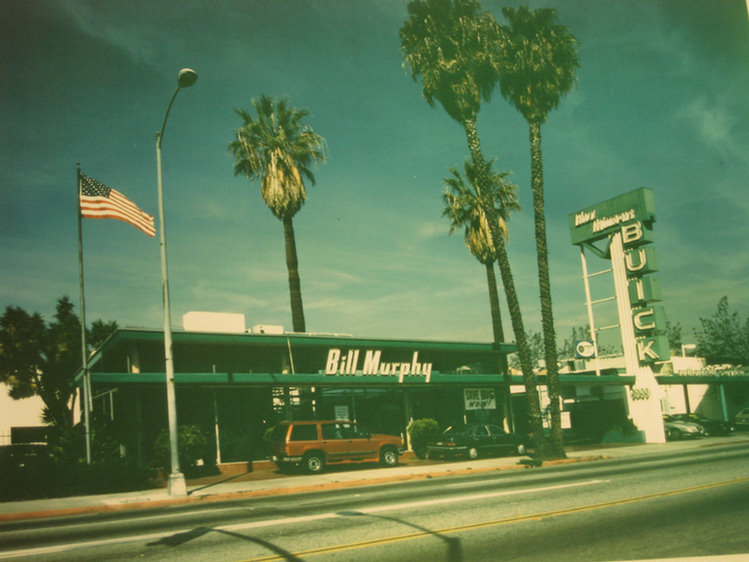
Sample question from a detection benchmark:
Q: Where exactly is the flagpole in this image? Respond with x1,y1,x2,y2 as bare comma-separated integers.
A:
77,163,92,465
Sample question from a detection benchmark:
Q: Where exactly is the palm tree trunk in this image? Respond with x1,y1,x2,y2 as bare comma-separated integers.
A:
463,118,549,458
283,216,306,333
485,261,508,373
485,261,504,342
529,121,565,458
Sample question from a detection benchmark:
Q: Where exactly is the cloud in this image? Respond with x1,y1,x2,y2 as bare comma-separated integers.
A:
677,97,741,156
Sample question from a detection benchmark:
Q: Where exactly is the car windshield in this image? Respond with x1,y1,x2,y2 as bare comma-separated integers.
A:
442,425,465,435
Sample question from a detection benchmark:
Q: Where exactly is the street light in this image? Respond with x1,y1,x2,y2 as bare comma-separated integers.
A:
156,68,197,497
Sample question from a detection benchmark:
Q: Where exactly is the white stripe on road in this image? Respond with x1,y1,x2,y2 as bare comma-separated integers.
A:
0,479,607,559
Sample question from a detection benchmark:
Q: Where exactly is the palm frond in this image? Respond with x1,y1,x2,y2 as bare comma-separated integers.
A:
442,159,519,264
498,6,579,124
229,95,326,219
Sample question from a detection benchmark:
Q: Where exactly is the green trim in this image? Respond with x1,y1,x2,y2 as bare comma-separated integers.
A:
90,371,638,387
656,375,749,384
91,371,749,387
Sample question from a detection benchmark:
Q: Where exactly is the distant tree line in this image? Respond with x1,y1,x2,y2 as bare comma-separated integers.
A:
695,296,749,366
512,296,748,370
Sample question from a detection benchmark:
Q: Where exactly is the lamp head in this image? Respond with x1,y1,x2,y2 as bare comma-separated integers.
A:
177,68,198,88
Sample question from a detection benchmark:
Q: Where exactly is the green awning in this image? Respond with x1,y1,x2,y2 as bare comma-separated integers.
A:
89,371,637,387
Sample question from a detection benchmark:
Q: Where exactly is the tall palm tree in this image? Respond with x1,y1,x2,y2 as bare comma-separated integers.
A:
442,160,519,355
400,0,550,457
228,95,326,333
498,7,579,458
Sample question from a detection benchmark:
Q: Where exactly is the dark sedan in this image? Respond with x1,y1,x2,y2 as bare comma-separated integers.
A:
426,424,527,460
670,413,733,436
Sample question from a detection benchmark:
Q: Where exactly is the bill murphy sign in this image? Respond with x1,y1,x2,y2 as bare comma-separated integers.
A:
325,348,433,383
569,187,669,365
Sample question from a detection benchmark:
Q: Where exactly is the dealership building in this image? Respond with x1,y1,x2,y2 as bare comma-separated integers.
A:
84,319,526,465
70,310,748,469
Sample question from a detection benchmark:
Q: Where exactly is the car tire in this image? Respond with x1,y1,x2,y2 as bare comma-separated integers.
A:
380,447,398,467
666,428,680,441
467,447,479,460
302,452,325,474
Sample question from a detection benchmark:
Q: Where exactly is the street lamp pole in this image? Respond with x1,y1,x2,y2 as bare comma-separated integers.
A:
156,68,197,497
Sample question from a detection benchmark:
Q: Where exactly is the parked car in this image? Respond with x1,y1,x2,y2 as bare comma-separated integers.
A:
426,424,526,460
734,407,749,430
669,413,733,436
269,420,403,474
662,415,705,440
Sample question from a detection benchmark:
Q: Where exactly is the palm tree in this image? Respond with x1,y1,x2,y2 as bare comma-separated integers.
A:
442,160,519,355
400,0,550,457
228,96,326,333
498,7,579,458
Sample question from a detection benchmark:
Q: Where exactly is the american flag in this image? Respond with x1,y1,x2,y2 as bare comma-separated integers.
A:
79,175,155,237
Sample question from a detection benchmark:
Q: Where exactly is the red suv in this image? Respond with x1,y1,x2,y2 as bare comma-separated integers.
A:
269,420,403,474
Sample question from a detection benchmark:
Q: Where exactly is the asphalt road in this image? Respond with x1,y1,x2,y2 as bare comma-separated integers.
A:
2,441,748,562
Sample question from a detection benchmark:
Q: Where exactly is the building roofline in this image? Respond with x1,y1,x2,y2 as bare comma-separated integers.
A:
96,327,517,353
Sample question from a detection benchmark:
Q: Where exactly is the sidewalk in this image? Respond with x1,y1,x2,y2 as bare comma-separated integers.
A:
1,435,745,522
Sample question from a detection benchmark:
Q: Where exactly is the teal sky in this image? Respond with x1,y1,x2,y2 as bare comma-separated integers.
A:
2,1,748,348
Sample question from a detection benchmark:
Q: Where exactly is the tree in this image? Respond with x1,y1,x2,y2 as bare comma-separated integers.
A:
665,320,683,354
229,95,326,333
400,0,550,458
695,296,749,365
558,325,593,360
0,297,117,428
509,330,544,372
557,325,618,360
442,159,520,355
497,6,579,458
90,319,118,350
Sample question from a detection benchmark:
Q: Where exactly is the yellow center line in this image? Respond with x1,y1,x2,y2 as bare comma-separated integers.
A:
237,476,749,562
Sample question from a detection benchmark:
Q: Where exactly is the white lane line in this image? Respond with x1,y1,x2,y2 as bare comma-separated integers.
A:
355,479,610,515
0,479,607,559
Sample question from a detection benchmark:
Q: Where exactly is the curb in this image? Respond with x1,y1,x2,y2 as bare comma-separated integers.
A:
0,455,607,523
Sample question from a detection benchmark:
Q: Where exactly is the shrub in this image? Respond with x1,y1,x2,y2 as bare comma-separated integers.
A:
152,425,215,477
407,418,440,459
0,443,154,501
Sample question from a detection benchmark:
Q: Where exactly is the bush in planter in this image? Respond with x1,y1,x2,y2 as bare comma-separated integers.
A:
152,425,216,478
407,418,440,459
602,417,645,443
0,434,154,501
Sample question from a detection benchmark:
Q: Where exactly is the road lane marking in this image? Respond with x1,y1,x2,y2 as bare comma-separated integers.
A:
6,477,746,561
236,476,749,562
0,479,605,559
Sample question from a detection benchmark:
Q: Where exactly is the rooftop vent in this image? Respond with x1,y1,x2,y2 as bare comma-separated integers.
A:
251,324,285,335
182,312,246,333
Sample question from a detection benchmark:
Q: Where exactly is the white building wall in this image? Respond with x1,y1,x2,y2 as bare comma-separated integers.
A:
0,384,45,446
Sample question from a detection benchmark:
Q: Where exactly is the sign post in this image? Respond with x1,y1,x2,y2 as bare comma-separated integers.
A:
570,187,666,443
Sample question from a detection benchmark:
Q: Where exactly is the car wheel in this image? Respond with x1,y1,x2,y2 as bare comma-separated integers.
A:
666,428,680,441
303,452,324,474
380,447,398,467
467,447,479,460
517,443,526,455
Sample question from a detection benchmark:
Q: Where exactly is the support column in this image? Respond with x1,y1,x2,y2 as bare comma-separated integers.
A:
719,384,729,422
610,233,666,443
213,390,222,465
403,389,412,451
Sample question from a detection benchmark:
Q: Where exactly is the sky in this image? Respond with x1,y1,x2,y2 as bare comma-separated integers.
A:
1,0,748,351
